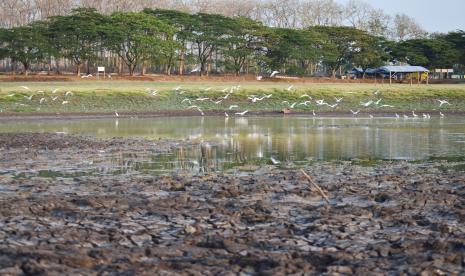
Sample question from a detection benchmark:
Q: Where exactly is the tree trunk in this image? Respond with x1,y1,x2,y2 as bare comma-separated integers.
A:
179,48,184,75
76,63,81,77
23,62,29,76
118,57,123,76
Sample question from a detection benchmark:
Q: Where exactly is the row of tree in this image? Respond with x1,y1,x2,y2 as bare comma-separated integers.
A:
0,8,464,77
1,0,427,41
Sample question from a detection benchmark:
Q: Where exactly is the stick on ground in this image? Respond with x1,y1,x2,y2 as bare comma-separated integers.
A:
301,169,331,204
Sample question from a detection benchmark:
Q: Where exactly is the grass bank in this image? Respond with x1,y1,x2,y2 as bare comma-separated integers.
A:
1,81,464,115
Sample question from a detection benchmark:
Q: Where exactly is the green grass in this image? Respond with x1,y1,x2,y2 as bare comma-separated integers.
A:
1,80,465,114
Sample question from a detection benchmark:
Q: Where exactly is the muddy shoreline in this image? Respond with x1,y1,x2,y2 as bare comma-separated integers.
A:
1,109,464,122
0,133,464,274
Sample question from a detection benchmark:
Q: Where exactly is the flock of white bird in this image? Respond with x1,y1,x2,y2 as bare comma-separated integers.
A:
2,86,75,111
1,84,453,120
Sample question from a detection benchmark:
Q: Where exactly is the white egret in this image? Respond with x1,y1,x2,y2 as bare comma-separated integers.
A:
39,98,46,104
286,85,294,91
24,95,33,101
181,98,192,104
235,110,249,116
360,100,373,107
229,105,239,110
350,110,360,115
62,101,69,105
437,99,451,107
300,94,312,99
334,97,343,103
270,157,280,165
115,111,119,117
65,91,74,97
224,112,229,117
374,99,382,105
440,112,445,118
270,71,280,78
20,86,30,90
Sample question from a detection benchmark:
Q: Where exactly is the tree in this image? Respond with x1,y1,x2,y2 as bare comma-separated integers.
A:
353,36,389,78
1,22,49,75
312,26,372,78
48,8,106,76
101,12,175,76
144,9,193,75
190,13,236,76
222,17,266,75
392,14,426,41
265,27,324,76
391,38,460,68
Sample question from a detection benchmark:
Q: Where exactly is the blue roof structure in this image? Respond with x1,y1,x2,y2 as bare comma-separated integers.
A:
376,66,429,73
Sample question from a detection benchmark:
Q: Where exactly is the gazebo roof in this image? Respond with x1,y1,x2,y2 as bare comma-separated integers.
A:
376,66,429,73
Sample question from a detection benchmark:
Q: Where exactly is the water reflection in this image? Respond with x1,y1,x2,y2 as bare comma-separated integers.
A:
1,116,465,173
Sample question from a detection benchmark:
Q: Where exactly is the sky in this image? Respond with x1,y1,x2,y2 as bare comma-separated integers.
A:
335,0,465,33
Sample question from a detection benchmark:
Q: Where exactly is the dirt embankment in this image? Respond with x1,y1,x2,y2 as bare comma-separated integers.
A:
0,74,382,83
0,133,464,275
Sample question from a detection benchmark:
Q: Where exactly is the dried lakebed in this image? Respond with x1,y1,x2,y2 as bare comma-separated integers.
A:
0,133,464,275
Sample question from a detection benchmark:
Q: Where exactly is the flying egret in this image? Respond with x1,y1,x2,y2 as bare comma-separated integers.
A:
235,110,249,116
379,104,395,108
270,71,280,78
286,85,294,91
298,101,312,106
211,99,223,104
174,86,182,91
196,97,209,102
350,109,360,115
437,99,451,107
65,91,74,97
24,95,33,101
315,99,326,106
229,105,239,110
115,111,119,117
369,114,374,119
7,93,15,97
52,88,59,94
39,98,46,104
334,97,343,103
181,98,192,104
52,96,58,101
270,157,280,165
300,94,312,99
360,100,373,107
289,102,297,108
190,66,201,73
264,94,272,99
224,112,229,117
374,99,382,105
20,86,30,90
324,103,338,108
62,101,69,105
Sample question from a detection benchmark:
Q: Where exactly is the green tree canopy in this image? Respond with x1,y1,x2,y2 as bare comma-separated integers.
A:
101,12,175,76
1,22,49,75
48,8,106,76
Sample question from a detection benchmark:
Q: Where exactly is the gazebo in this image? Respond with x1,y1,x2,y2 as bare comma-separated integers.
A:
376,65,430,85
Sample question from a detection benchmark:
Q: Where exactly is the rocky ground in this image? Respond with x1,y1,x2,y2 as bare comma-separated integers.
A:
0,133,464,275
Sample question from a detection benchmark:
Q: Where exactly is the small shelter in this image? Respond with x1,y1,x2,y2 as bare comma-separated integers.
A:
348,68,377,79
376,65,429,84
